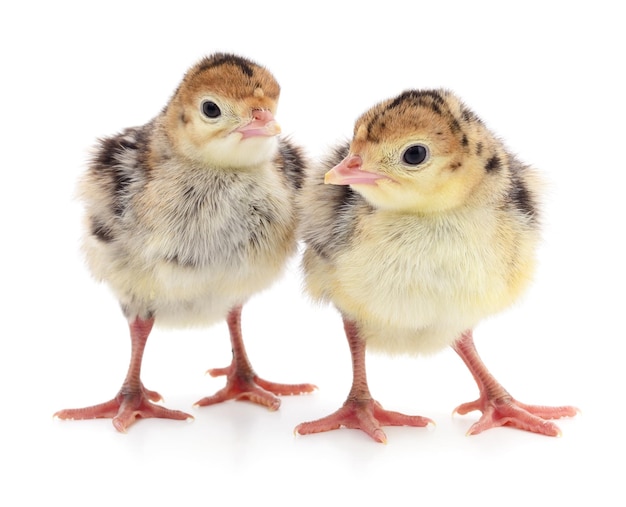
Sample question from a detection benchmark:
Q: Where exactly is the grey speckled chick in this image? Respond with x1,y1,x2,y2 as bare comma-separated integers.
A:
55,53,315,432
295,89,577,443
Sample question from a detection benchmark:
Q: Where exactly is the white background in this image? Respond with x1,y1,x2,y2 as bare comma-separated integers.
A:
2,1,624,505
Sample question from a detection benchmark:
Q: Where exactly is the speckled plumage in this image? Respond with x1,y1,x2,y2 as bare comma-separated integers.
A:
56,53,315,432
296,89,576,442
82,124,303,326
299,90,540,354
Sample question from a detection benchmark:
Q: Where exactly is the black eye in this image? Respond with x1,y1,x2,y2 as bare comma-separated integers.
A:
402,144,429,166
201,101,221,118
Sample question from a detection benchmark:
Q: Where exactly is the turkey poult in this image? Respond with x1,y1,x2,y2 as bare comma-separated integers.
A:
295,89,577,443
55,53,315,432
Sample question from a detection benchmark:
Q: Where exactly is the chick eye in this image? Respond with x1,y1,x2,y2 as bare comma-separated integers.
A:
201,100,221,118
402,144,429,166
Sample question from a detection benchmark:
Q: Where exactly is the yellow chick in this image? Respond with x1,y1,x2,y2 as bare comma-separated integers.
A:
55,53,315,433
296,89,576,443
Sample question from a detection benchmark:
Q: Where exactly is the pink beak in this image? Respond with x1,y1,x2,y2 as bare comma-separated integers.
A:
235,109,281,139
324,155,391,185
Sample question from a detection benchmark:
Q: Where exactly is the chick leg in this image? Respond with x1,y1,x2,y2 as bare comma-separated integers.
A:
295,317,433,443
194,305,316,411
452,330,577,436
54,317,192,432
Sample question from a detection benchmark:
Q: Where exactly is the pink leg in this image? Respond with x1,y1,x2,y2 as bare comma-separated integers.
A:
54,317,192,432
295,317,433,443
452,330,578,436
194,305,316,410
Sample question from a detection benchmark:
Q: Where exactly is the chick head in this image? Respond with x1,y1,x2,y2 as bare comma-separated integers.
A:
165,53,281,168
326,89,504,214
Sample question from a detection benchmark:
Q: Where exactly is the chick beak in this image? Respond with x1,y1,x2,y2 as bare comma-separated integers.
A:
324,155,391,185
235,109,281,139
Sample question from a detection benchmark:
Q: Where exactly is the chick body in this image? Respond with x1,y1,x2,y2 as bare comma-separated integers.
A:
83,127,296,327
56,53,314,432
302,91,538,354
297,89,575,442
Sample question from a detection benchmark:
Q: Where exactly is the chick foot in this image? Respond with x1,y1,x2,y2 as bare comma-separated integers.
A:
54,316,192,432
296,398,433,443
453,330,577,436
195,305,316,410
296,317,432,443
453,395,577,436
54,385,192,433
196,364,315,410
